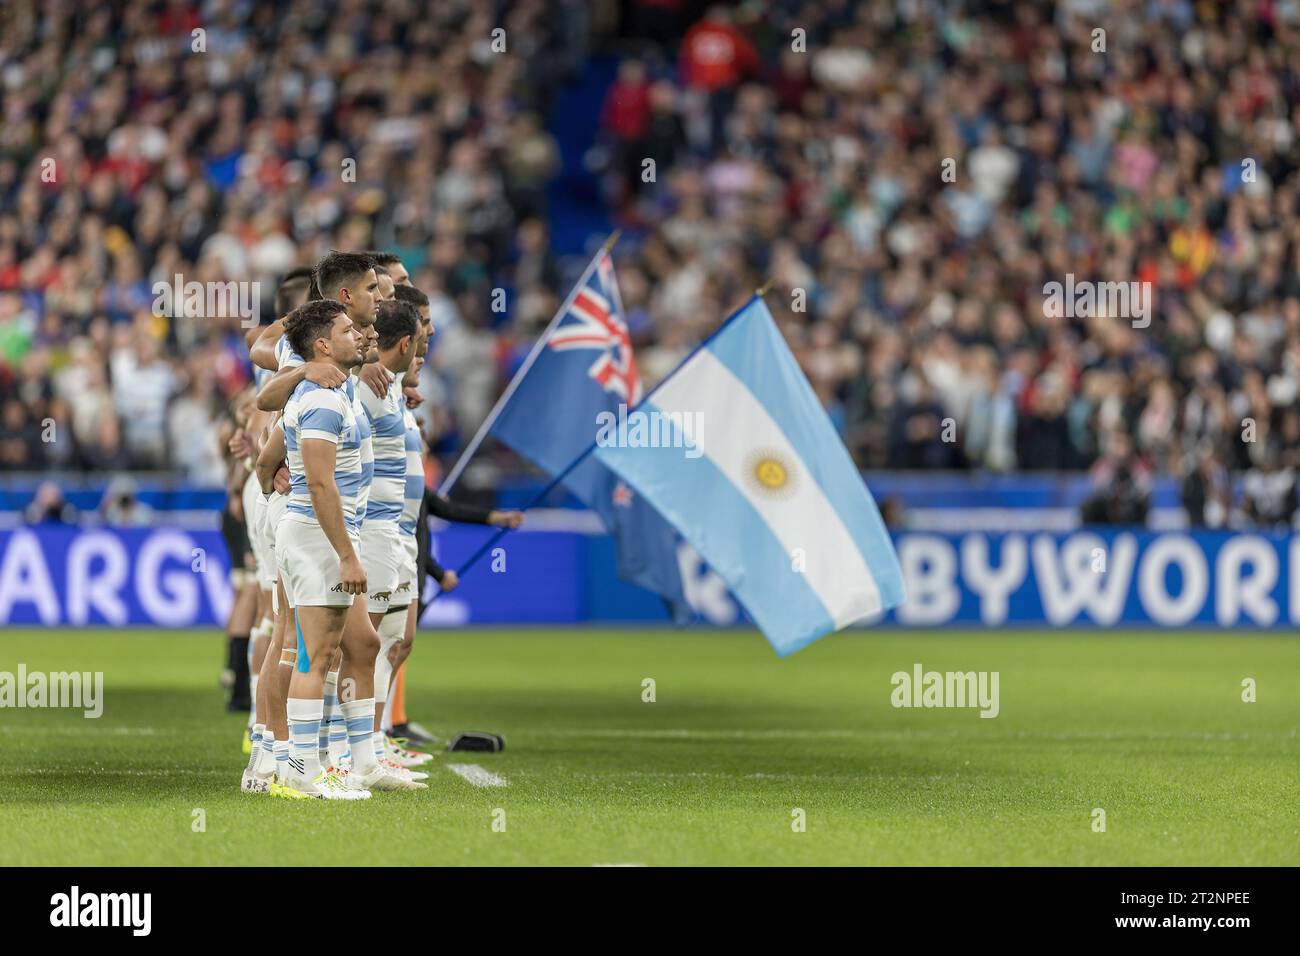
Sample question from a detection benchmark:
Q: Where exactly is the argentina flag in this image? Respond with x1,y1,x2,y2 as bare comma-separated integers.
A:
592,297,905,656
486,249,692,622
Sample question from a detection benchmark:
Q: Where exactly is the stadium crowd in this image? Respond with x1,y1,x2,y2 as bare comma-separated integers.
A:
3,1,1300,526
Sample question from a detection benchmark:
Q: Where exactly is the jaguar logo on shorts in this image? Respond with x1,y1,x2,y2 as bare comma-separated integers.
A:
330,583,345,593
372,590,391,602
395,582,411,593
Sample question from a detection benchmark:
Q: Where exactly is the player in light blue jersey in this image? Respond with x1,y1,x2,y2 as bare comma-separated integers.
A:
354,300,433,777
378,283,523,758
253,250,383,413
236,269,314,795
274,299,374,799
279,252,423,794
383,284,437,756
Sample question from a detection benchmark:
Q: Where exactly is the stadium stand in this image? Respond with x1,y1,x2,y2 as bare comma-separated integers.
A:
2,1,1299,531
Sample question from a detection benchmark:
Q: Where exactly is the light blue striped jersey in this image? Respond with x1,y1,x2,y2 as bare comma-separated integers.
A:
253,363,273,391
275,334,305,371
250,331,298,392
344,377,374,526
400,408,423,536
282,379,365,534
356,375,408,525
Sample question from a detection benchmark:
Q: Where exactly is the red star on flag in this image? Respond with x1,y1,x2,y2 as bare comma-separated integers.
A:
613,482,634,507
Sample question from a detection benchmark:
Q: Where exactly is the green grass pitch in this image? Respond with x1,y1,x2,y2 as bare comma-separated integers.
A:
1,627,1297,866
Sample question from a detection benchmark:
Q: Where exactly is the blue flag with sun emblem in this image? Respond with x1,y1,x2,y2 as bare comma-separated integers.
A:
490,250,692,623
593,297,906,656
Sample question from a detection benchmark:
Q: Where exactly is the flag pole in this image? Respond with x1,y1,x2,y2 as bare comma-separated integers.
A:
438,230,621,495
440,281,771,587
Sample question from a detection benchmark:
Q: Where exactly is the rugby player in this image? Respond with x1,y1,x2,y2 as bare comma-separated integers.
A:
373,263,396,303
355,299,433,773
217,396,258,714
237,269,313,793
368,251,410,289
381,283,524,748
258,254,422,794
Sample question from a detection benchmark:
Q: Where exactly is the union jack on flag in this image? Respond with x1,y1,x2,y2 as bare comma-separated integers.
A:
546,252,642,403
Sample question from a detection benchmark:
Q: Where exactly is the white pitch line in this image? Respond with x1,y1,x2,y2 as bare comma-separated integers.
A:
446,763,508,787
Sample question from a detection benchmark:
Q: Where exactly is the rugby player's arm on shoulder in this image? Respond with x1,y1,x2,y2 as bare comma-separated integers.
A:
249,320,285,371
359,361,393,398
257,362,346,412
356,381,386,421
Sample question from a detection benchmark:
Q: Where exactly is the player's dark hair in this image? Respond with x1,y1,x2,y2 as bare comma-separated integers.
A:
374,300,419,350
366,251,403,268
373,264,390,276
274,267,315,317
391,284,429,308
313,251,377,301
284,299,348,361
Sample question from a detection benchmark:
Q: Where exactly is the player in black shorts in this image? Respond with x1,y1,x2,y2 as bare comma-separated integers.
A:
216,396,260,712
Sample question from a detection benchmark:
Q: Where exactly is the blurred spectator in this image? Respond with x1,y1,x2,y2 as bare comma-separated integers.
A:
888,379,960,470
1182,450,1232,528
23,481,77,525
0,398,43,467
101,476,155,527
1082,432,1152,525
111,334,177,468
0,0,571,476
1241,446,1298,529
4,0,1300,508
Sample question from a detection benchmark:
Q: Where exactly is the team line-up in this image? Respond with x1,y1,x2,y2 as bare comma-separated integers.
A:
229,250,523,800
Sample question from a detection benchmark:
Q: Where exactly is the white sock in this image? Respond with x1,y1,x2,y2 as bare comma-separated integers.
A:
273,738,290,781
343,698,378,773
373,730,388,761
322,670,341,765
287,697,324,782
255,727,276,775
246,723,265,772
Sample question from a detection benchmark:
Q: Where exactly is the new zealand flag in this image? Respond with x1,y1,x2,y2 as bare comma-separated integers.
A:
491,250,691,622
